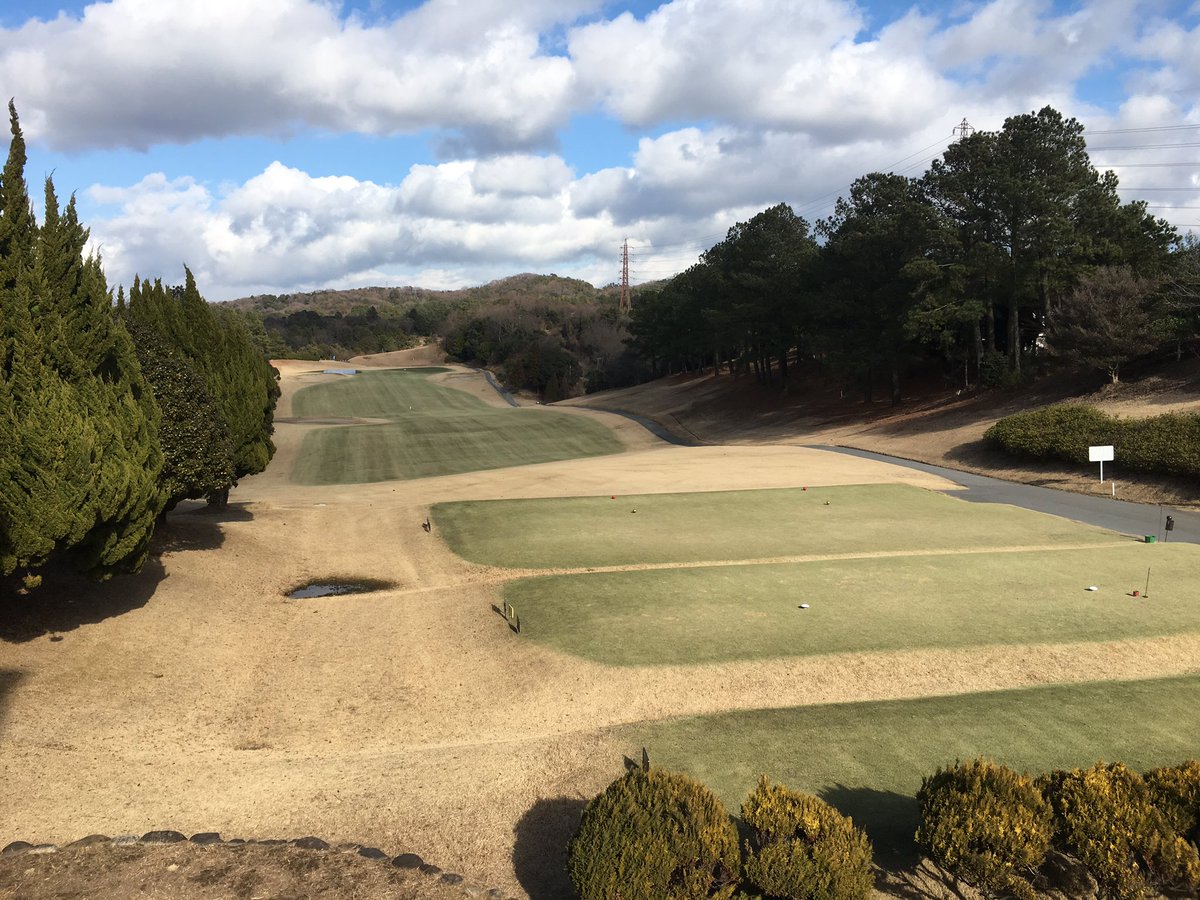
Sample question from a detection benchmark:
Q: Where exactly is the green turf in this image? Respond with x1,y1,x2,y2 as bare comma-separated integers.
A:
433,483,1120,569
289,370,624,484
503,543,1198,664
622,674,1200,859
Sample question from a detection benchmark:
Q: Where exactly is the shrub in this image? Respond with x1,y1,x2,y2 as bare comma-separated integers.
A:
740,776,873,900
1145,760,1200,844
1038,762,1200,899
985,403,1200,480
915,759,1051,900
567,767,740,900
983,403,1113,463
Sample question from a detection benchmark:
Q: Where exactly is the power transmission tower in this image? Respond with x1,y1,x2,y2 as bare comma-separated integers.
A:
619,239,631,314
953,118,975,140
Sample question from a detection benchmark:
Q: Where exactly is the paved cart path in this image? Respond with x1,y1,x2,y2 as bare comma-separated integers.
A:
811,445,1200,545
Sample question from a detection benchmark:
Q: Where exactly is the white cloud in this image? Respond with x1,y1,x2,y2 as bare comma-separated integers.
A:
84,154,624,299
0,0,584,153
569,0,954,142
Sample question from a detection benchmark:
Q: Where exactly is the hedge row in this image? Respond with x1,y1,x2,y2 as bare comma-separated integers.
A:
567,769,873,900
983,404,1200,479
918,758,1200,900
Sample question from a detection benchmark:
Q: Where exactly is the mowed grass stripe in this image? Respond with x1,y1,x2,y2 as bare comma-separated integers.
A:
503,544,1197,664
625,674,1200,857
289,370,623,484
293,368,471,419
434,483,1121,568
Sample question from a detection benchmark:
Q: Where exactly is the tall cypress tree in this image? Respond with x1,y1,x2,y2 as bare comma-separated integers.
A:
0,102,162,583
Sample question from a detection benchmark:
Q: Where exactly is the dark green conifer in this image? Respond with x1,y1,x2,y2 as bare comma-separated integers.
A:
0,102,162,582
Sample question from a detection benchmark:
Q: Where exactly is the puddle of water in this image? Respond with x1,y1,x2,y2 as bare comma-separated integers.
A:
287,581,380,599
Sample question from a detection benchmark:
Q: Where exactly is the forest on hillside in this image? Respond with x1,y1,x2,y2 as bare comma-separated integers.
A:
0,104,278,591
231,107,1200,404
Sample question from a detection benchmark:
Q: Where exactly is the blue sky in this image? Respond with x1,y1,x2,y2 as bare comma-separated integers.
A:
2,0,1199,299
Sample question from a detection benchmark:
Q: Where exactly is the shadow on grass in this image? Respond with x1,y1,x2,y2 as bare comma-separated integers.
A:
512,796,587,900
0,556,167,644
819,784,921,870
821,785,978,900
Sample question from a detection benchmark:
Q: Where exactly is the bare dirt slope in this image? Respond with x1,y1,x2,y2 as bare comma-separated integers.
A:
2,359,1197,899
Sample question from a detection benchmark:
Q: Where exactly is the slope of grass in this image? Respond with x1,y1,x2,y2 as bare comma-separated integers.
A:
290,370,623,484
624,674,1200,857
504,543,1197,664
434,483,1120,569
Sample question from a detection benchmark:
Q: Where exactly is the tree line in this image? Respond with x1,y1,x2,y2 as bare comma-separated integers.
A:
627,107,1200,401
0,104,278,590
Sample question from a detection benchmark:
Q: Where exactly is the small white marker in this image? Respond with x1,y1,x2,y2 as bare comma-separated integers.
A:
1085,586,1099,592
799,603,810,609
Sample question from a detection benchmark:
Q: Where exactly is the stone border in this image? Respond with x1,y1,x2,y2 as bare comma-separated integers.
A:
1,831,517,899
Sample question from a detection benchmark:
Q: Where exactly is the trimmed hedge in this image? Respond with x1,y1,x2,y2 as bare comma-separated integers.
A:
1038,761,1200,899
567,767,740,900
915,759,1052,900
740,776,873,900
984,403,1200,479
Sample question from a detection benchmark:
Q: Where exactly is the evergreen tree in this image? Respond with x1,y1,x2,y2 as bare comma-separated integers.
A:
1,102,162,582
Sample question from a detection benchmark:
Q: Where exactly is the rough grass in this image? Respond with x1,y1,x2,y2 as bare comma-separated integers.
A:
624,673,1200,859
433,483,1120,569
503,543,1197,664
290,370,623,484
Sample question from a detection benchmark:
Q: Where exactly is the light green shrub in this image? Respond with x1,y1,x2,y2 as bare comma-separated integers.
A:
567,767,740,900
1038,761,1200,899
915,758,1051,900
1145,760,1200,845
740,776,873,900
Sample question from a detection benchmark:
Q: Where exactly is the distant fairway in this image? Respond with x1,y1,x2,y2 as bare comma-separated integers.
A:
290,369,623,484
433,483,1120,568
625,674,1200,855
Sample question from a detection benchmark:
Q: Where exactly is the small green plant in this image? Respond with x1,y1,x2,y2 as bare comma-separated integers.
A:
915,759,1052,900
1038,761,1200,899
567,766,740,900
740,776,873,900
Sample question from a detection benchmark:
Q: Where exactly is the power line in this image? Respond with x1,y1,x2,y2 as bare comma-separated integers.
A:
1083,123,1200,135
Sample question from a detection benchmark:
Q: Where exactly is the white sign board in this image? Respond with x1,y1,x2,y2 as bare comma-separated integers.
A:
1089,445,1114,482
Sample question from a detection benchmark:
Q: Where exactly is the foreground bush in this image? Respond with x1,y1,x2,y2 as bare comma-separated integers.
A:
915,759,1051,900
1038,761,1200,899
740,776,873,900
984,404,1200,479
1145,760,1200,845
567,767,740,900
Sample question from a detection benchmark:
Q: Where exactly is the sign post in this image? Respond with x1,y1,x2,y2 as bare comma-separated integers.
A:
1089,445,1114,482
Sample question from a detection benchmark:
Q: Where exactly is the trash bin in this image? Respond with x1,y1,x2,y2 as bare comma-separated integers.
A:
1145,535,1157,543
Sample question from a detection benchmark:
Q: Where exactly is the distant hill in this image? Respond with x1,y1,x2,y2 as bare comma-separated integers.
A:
225,273,625,317
224,273,663,398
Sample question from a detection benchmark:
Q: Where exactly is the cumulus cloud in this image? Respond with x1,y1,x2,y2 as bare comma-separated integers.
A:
84,154,625,299
0,0,586,153
569,0,954,142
